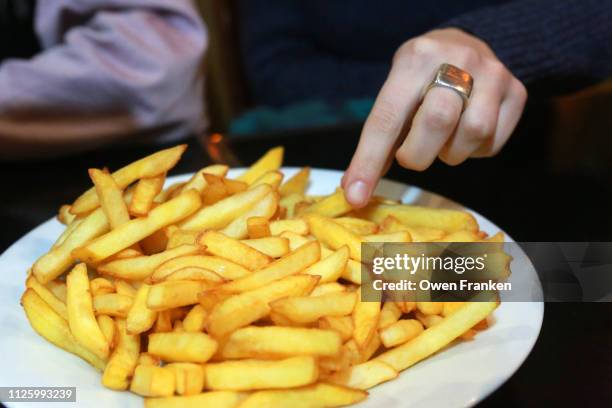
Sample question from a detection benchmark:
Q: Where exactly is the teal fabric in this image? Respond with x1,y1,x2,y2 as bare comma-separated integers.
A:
229,98,374,136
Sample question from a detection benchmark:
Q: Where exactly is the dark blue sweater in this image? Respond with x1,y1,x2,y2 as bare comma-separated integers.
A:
238,0,612,107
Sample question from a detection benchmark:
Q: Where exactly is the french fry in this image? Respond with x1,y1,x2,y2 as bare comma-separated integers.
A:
221,192,279,239
127,284,158,335
102,319,140,390
180,164,229,194
270,219,309,236
352,289,381,350
114,280,136,297
376,301,499,371
300,188,352,218
99,244,202,280
164,363,205,395
58,204,76,225
138,352,161,366
150,254,250,282
416,301,444,316
303,246,348,283
73,190,202,263
247,216,271,239
242,237,290,258
21,289,106,370
180,184,272,231
328,360,398,390
166,229,199,249
93,294,134,317
129,174,166,217
239,383,367,408
202,174,230,205
144,391,244,408
164,267,225,283
90,277,115,296
378,302,402,329
97,315,116,348
237,146,284,184
271,291,357,324
279,167,310,197
111,248,143,260
222,178,248,195
130,365,175,397
154,310,173,333
310,282,347,297
71,145,186,215
66,263,109,360
220,241,320,292
379,216,446,242
33,207,109,284
52,218,83,248
183,305,207,332
363,231,412,243
221,326,342,359
199,231,271,271
206,356,318,391
148,332,218,363
250,169,283,189
89,168,131,229
307,214,362,261
335,217,378,235
147,281,208,311
379,319,424,348
358,203,478,233
25,275,68,320
46,280,67,302
279,193,306,218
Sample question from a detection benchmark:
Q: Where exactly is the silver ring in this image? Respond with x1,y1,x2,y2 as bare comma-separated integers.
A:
426,63,473,111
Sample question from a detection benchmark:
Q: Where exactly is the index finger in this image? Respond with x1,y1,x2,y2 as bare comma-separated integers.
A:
342,65,427,208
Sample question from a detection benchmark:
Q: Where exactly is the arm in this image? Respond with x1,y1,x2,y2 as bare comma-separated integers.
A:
237,0,388,107
0,0,207,158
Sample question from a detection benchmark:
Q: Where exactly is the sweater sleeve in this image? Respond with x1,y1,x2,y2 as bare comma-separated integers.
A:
444,0,612,95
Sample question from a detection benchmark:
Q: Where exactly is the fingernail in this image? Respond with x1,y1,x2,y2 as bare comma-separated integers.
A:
346,180,369,206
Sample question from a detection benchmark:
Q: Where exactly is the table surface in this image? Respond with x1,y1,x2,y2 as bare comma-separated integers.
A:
1,121,611,406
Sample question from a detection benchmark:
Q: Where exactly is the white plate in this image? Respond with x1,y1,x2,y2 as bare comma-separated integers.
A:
0,168,543,408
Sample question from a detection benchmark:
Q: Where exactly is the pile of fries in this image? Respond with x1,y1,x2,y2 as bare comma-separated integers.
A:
21,145,501,407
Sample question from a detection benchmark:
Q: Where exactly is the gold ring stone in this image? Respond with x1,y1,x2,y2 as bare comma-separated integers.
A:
427,63,473,110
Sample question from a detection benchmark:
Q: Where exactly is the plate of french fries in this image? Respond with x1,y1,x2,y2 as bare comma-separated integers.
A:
0,145,543,408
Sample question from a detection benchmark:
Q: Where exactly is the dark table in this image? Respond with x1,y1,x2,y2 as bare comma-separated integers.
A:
1,112,611,406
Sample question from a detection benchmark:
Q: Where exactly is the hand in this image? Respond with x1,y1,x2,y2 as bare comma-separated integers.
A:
342,28,527,207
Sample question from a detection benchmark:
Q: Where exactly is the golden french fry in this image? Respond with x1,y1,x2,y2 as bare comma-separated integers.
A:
251,170,284,189
90,277,115,296
26,275,68,320
335,217,378,235
166,229,199,249
138,352,161,366
307,214,361,261
180,164,229,194
148,332,218,363
130,365,176,397
126,284,158,334
363,231,412,243
239,383,367,408
328,360,398,390
279,193,306,218
376,301,498,371
164,363,205,395
99,244,202,280
71,145,187,215
279,167,310,197
222,326,341,359
52,218,83,248
221,192,279,239
222,178,248,195
247,216,271,239
242,237,290,258
114,280,136,297
310,282,347,297
164,267,225,283
93,293,133,317
180,184,272,231
144,391,244,408
352,289,381,350
237,146,284,184
359,203,478,233
58,204,76,225
129,174,166,217
303,245,348,283
46,280,67,302
379,216,446,242
33,207,109,284
318,316,354,342
154,310,173,333
342,258,362,284
220,241,320,292
199,231,271,271
66,263,109,360
379,319,424,348
271,291,357,324
73,190,202,263
147,281,208,311
300,188,352,218
270,219,309,236
202,174,230,205
416,301,444,316
378,302,402,329
206,356,318,391
89,168,131,229
97,315,116,348
183,305,207,332
102,319,140,390
21,289,106,370
150,254,249,282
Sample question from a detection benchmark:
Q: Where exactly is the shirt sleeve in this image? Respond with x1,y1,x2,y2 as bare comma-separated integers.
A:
444,0,612,95
0,0,207,150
